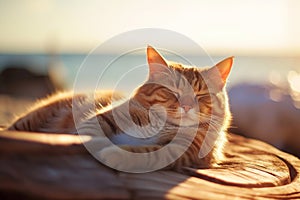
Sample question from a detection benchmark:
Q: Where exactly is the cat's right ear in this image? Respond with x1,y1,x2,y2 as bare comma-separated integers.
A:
147,45,169,79
207,56,234,90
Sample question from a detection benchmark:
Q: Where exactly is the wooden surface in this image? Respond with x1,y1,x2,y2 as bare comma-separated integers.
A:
0,130,299,199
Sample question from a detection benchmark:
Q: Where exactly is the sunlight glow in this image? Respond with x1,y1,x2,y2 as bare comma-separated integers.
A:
269,71,282,86
288,71,300,93
0,0,299,55
269,89,283,102
288,71,300,109
0,131,92,145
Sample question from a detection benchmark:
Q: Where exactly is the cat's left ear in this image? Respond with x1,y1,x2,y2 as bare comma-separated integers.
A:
147,45,169,79
208,57,233,89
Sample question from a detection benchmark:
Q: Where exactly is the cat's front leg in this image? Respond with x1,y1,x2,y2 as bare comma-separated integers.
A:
83,136,113,152
97,145,162,172
76,117,108,137
97,143,195,172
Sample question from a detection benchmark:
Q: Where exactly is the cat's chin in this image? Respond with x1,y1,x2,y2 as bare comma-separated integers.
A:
179,121,200,127
168,117,200,127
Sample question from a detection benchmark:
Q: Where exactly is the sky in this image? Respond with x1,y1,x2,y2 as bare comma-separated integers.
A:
0,0,299,56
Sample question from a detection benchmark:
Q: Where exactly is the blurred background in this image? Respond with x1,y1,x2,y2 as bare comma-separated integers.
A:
0,0,299,157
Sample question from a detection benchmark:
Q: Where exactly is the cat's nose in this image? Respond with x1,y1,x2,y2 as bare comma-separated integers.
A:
181,105,192,113
179,95,195,113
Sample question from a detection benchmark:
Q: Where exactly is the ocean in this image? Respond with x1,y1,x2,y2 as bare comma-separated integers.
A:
0,54,299,94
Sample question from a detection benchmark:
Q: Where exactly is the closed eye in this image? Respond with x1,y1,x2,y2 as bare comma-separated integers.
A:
164,87,182,99
173,91,180,99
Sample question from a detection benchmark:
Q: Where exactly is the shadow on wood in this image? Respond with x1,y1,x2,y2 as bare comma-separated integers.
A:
0,130,299,199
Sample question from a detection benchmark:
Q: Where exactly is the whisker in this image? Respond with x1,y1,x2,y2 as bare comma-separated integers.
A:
194,112,224,120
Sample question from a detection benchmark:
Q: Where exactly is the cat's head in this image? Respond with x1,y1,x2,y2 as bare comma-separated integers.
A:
133,45,233,127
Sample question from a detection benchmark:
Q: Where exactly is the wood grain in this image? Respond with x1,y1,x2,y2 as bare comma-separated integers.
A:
0,130,299,199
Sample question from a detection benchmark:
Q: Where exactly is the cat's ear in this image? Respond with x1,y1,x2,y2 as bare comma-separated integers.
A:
147,45,169,79
208,57,233,89
215,56,233,83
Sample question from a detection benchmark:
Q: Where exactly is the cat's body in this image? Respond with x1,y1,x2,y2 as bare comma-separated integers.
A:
7,46,233,172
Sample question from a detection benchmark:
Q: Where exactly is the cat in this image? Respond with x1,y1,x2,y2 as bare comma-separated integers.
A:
7,46,233,172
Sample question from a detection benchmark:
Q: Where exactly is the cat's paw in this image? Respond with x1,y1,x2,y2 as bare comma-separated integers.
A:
97,145,157,172
98,145,129,170
84,136,112,152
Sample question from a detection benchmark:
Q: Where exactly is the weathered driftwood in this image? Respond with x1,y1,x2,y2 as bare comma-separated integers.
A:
0,130,299,199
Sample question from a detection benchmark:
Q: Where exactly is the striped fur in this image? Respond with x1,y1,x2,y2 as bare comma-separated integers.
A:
7,46,233,172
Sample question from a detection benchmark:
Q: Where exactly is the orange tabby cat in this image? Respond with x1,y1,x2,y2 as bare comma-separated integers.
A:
7,46,233,172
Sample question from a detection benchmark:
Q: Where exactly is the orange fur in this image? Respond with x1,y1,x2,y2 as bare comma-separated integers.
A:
7,46,233,172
